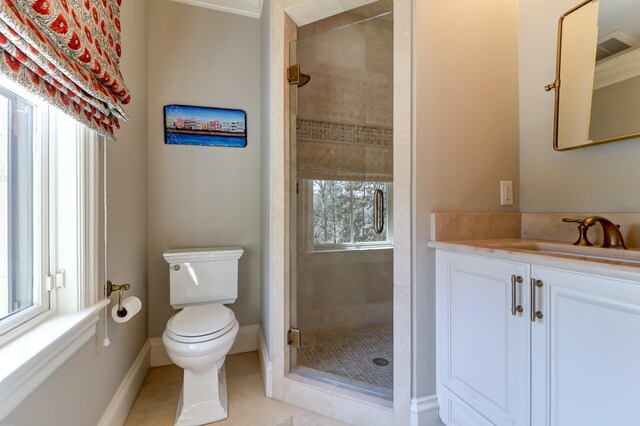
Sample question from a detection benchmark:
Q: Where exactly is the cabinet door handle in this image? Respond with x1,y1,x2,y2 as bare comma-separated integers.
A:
530,279,544,322
511,274,523,316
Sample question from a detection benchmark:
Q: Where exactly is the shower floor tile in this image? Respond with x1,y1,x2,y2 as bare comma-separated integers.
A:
296,327,393,394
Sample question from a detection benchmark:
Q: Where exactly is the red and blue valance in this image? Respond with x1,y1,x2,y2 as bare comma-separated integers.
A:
0,0,130,139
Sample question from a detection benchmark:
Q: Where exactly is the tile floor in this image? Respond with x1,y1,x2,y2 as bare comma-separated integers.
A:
124,352,348,426
297,328,393,393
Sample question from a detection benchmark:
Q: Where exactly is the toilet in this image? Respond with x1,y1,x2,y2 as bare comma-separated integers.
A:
162,246,243,426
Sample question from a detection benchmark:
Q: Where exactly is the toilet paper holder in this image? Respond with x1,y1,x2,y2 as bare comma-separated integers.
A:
106,280,131,318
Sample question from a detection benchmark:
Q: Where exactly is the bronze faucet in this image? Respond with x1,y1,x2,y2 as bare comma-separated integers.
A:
562,216,627,249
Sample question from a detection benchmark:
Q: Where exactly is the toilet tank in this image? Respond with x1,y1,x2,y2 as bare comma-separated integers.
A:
163,247,244,308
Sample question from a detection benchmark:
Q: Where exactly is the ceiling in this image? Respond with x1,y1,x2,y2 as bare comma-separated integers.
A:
284,0,378,26
598,0,640,40
167,0,380,24
169,0,263,19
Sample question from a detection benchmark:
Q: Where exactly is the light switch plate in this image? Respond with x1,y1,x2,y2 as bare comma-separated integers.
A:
500,181,513,206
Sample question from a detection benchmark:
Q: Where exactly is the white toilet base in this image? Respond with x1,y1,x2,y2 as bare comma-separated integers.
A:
174,364,229,426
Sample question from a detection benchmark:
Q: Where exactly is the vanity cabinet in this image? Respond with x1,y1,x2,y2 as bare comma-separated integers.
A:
529,266,640,426
436,250,640,426
436,251,530,426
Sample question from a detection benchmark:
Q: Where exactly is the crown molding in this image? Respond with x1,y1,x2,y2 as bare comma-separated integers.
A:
169,0,263,19
285,0,378,27
594,48,640,90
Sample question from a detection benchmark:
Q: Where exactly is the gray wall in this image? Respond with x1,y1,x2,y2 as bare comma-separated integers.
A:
414,0,520,398
147,0,262,338
4,0,149,424
519,0,640,212
589,75,640,144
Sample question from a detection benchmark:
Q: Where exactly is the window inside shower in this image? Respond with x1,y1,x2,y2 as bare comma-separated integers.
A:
309,179,392,249
289,3,394,399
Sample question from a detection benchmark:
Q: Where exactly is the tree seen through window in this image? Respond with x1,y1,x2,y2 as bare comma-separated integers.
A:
312,180,390,246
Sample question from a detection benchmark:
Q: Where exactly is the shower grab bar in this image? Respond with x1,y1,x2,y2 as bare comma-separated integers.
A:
374,188,385,234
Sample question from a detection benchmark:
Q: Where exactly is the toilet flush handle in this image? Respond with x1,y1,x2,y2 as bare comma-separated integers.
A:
171,264,181,271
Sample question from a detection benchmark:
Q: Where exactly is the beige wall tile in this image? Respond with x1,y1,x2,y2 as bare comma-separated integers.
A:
432,213,522,241
522,212,640,247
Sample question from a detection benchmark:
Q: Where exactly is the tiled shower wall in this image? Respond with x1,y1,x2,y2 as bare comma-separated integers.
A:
295,248,393,333
296,10,393,127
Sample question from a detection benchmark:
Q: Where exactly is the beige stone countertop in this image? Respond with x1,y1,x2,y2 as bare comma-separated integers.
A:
428,238,640,283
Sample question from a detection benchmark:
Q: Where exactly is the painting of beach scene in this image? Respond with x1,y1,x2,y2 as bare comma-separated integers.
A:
164,105,247,147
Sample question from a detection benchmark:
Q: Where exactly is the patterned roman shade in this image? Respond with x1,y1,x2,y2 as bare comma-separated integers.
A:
0,0,129,139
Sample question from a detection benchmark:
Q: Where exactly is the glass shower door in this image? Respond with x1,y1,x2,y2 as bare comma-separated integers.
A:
289,10,394,398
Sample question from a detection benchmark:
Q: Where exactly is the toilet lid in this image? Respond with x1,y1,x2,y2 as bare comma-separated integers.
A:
166,304,235,340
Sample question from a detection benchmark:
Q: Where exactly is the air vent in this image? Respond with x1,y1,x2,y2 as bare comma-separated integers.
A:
597,38,631,61
596,30,640,62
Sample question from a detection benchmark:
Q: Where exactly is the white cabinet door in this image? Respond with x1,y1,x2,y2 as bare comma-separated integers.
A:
437,251,530,426
531,266,640,426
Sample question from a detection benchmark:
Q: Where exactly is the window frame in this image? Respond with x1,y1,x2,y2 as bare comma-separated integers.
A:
0,74,100,343
305,179,394,253
0,79,50,337
0,74,106,420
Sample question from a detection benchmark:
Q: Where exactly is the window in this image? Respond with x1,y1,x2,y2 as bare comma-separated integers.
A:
0,74,99,339
0,81,45,335
310,179,392,250
0,76,103,419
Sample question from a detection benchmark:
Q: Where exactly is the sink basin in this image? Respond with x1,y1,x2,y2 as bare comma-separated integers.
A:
486,240,640,264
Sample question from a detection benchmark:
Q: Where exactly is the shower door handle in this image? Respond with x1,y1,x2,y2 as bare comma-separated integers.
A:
374,188,385,234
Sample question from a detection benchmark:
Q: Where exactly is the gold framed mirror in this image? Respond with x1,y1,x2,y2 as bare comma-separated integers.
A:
548,0,640,151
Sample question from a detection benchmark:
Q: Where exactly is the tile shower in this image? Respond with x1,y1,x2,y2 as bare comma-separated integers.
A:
289,2,394,399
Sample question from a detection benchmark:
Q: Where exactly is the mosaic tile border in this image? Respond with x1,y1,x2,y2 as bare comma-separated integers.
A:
296,119,392,147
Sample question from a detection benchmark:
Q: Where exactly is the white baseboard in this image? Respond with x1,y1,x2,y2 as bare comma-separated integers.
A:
150,324,260,367
258,325,273,397
231,324,259,354
98,340,150,426
149,337,171,367
410,395,442,426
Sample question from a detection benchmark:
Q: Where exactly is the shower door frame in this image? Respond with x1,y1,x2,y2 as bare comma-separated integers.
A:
288,20,395,394
264,1,414,424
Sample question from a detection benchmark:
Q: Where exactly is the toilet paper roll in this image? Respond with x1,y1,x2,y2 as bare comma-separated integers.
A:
111,296,142,323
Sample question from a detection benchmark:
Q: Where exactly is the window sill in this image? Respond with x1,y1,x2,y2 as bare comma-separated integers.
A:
308,245,394,254
0,299,110,419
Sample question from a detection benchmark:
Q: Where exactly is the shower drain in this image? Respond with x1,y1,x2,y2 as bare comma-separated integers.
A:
372,357,389,367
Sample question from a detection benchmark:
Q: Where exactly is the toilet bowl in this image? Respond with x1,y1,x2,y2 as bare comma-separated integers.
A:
162,247,243,426
163,304,239,426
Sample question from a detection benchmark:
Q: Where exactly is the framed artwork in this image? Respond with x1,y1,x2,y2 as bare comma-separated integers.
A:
163,104,247,148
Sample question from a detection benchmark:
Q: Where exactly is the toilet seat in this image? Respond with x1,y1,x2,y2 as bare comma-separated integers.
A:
165,304,236,344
